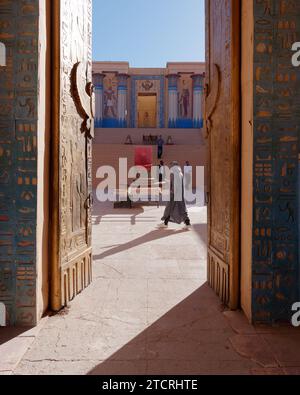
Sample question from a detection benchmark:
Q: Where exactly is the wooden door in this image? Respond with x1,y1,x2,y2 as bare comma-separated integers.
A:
205,0,241,309
51,0,94,311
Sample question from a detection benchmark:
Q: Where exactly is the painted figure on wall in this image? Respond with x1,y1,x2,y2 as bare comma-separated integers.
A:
104,82,117,118
103,74,118,119
179,86,190,117
178,76,192,119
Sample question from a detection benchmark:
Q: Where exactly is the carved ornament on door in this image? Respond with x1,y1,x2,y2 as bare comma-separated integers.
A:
72,61,95,138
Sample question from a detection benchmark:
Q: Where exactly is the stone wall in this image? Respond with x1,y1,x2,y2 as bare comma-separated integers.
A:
252,0,300,323
0,0,42,326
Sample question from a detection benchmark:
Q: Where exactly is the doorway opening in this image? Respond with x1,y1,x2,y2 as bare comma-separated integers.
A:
90,0,211,367
48,1,243,365
138,94,157,128
91,0,241,318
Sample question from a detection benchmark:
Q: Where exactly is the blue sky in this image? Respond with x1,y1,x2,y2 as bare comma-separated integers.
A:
92,0,205,67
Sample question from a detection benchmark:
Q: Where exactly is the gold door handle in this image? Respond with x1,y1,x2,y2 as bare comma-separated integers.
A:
204,63,221,139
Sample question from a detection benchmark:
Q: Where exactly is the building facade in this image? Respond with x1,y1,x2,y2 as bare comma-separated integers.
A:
93,62,205,130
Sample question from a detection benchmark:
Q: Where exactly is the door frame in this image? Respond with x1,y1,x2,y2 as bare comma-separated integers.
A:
47,0,243,312
49,0,61,311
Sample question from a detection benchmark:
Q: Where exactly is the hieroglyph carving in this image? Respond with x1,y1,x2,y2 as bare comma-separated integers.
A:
0,0,39,326
205,0,240,309
252,0,300,323
52,0,93,310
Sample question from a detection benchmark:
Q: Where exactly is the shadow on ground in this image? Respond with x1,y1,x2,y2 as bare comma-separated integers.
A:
92,199,208,261
92,205,145,226
93,228,191,260
0,327,31,346
87,283,252,375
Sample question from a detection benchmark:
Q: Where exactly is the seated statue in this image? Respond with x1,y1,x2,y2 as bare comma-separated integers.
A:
166,135,174,145
125,135,133,145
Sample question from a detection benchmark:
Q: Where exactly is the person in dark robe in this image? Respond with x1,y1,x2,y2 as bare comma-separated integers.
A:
157,135,165,159
158,161,191,228
158,160,165,187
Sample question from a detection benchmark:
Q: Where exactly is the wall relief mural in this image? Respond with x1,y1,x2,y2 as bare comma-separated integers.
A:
51,0,93,311
103,73,118,119
178,74,193,119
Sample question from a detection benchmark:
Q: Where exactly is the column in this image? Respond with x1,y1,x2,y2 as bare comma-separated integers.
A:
117,74,129,127
167,74,179,128
192,74,204,128
93,73,105,127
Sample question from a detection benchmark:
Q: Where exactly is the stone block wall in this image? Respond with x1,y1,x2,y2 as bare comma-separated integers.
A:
252,0,300,323
0,0,40,326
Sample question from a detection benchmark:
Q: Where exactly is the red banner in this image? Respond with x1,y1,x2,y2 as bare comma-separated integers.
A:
134,146,152,171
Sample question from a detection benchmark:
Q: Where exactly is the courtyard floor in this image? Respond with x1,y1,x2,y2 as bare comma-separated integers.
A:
1,199,300,375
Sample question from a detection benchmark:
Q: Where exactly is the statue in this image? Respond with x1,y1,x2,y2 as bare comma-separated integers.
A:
125,135,133,145
167,136,174,145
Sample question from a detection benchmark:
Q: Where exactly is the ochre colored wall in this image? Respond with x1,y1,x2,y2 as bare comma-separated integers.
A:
93,135,206,191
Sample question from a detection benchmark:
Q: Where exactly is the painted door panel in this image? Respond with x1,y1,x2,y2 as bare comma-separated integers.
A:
205,0,241,309
51,0,93,310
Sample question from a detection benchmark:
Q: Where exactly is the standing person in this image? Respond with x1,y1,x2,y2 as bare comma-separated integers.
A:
159,161,191,228
184,161,193,193
157,135,165,159
158,160,165,188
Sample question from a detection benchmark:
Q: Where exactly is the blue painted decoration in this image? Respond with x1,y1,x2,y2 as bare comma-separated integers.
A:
131,75,165,128
252,0,300,323
0,0,39,326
